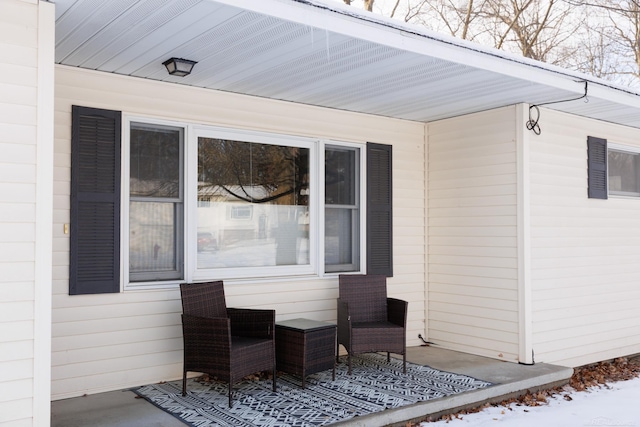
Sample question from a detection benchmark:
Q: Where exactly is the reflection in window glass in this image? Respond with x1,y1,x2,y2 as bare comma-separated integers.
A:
325,146,359,272
326,149,356,205
231,205,252,220
609,149,640,196
197,138,310,269
129,202,177,272
130,126,181,198
325,209,354,265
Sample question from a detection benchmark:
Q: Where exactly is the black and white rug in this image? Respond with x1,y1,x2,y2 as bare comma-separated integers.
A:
134,354,492,427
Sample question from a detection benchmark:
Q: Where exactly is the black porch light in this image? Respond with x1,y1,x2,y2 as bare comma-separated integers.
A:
162,57,197,77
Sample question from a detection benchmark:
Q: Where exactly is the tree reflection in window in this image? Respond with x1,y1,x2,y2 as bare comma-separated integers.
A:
198,139,309,205
197,138,310,269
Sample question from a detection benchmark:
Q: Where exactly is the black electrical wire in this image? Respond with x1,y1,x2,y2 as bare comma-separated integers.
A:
527,105,542,135
527,81,589,135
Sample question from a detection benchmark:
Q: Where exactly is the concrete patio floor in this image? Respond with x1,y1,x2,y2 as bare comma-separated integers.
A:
51,345,573,427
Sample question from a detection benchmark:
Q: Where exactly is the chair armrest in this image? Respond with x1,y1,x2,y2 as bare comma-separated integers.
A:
337,298,350,324
227,308,275,338
387,297,408,327
181,314,231,357
337,298,351,346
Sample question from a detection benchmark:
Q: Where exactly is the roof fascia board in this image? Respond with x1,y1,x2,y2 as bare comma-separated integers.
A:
206,0,589,96
582,81,640,109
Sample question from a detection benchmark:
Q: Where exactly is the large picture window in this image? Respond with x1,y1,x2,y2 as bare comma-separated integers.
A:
197,137,310,270
72,107,392,294
121,118,378,287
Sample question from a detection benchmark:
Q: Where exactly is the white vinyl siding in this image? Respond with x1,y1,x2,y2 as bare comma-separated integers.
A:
52,65,426,399
427,106,520,362
529,109,640,367
0,1,54,425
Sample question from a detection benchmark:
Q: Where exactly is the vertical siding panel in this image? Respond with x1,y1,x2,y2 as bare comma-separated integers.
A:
530,109,640,367
427,106,520,362
52,66,426,399
0,1,55,425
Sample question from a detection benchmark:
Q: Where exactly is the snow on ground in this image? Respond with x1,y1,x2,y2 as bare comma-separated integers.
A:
422,377,640,427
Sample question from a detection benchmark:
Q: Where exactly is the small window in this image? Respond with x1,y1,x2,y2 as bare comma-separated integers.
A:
608,147,640,197
230,205,252,220
129,123,184,281
325,145,360,273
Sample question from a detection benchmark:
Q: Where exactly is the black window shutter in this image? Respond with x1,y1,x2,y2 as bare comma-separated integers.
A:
587,136,608,199
367,142,393,277
70,106,122,295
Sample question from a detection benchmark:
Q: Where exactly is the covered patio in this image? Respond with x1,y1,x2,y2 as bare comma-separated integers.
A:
51,346,572,426
7,0,640,425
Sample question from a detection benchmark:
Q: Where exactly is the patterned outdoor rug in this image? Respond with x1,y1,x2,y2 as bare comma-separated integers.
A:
133,354,492,427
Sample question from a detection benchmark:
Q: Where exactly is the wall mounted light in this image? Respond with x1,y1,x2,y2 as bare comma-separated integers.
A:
162,57,197,77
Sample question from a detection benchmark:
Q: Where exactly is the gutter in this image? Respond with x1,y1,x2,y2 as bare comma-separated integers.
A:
292,0,640,99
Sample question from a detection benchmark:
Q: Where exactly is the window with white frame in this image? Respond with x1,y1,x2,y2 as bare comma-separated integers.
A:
125,120,365,285
608,144,640,197
324,145,360,272
129,122,184,282
196,135,312,273
70,106,392,295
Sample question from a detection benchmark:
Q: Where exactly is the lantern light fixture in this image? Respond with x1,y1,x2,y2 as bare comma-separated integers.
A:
162,57,197,77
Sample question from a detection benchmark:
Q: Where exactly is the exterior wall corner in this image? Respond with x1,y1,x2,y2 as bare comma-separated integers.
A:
516,103,533,364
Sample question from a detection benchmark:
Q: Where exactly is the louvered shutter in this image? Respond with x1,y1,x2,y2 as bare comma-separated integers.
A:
367,142,393,277
587,136,608,199
70,106,121,294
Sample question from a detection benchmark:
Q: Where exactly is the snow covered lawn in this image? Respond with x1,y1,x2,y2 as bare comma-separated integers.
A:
423,376,640,426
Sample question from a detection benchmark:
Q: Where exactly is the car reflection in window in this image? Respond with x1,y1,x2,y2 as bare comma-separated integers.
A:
197,232,217,252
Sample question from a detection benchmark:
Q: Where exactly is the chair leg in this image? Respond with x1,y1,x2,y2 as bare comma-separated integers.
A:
387,352,391,362
228,384,233,408
272,367,277,392
182,370,187,396
403,353,406,374
348,352,352,375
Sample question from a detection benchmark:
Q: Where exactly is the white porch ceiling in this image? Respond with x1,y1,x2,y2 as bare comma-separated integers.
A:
53,0,640,129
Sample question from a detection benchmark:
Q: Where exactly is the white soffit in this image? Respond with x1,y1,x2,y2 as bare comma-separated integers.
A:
53,0,640,128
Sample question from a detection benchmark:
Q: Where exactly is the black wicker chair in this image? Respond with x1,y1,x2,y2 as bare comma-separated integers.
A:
337,274,408,374
180,281,276,407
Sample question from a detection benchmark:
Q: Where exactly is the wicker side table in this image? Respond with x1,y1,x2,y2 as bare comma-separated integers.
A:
275,318,336,388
